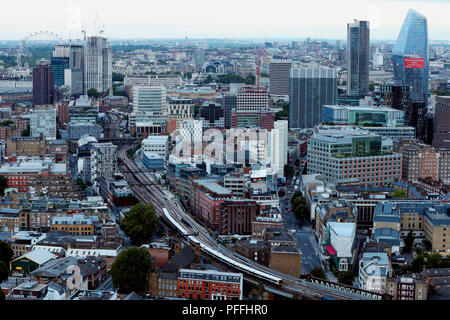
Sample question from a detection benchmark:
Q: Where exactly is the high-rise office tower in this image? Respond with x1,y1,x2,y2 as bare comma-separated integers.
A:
32,60,54,106
269,59,292,96
54,45,85,94
53,45,84,69
223,94,237,129
236,85,269,112
289,68,337,129
51,57,69,87
347,20,370,97
392,9,429,104
84,36,112,94
432,96,450,149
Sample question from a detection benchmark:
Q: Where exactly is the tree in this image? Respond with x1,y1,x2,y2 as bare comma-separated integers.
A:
310,267,327,280
291,190,303,205
244,74,256,85
76,178,87,191
0,175,7,197
0,120,13,127
110,247,153,294
112,72,125,82
21,125,30,137
0,260,8,282
403,231,414,254
0,241,13,266
120,203,160,246
293,200,309,222
284,164,294,180
87,88,100,99
204,75,214,84
302,163,308,175
185,72,192,80
424,240,432,251
393,189,407,198
294,159,301,167
337,270,354,286
411,255,425,273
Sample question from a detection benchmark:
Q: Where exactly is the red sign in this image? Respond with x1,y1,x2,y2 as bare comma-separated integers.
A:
405,57,424,69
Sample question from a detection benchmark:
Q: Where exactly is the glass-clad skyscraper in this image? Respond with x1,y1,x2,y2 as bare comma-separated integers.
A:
289,68,337,129
392,9,429,104
347,20,370,97
50,57,69,87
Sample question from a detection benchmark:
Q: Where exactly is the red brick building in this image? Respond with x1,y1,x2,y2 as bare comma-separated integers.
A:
190,180,232,230
177,269,243,300
219,199,260,235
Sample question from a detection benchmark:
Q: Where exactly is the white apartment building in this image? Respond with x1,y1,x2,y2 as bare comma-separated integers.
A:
269,120,288,178
30,108,57,140
358,252,392,294
142,135,169,159
90,143,118,193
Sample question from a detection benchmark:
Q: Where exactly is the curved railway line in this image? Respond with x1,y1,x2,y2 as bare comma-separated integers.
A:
118,148,381,300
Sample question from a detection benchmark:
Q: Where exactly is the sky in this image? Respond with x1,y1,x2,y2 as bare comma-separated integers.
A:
0,0,449,41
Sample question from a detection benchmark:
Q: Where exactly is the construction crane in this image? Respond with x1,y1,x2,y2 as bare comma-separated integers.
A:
256,48,271,87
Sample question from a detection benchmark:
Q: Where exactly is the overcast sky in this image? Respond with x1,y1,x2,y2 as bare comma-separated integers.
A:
1,0,449,41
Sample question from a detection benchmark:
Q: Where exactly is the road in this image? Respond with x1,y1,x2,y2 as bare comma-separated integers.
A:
279,170,322,274
116,148,381,300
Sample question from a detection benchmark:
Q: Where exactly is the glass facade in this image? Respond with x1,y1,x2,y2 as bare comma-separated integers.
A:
347,20,370,97
348,110,388,126
289,68,337,129
392,9,429,104
50,57,69,87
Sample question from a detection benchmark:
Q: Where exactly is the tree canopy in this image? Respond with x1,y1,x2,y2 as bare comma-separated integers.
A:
110,247,153,294
310,267,327,280
284,164,294,180
337,270,354,286
0,261,8,282
87,88,100,99
0,241,13,265
393,189,407,198
112,72,125,82
403,231,414,254
0,176,7,197
0,241,13,282
120,203,160,246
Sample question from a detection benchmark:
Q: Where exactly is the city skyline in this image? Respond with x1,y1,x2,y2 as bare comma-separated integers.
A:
1,0,450,41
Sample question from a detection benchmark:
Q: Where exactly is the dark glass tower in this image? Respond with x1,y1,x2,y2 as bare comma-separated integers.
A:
289,68,337,129
347,20,370,97
51,57,69,87
392,9,429,104
32,61,54,106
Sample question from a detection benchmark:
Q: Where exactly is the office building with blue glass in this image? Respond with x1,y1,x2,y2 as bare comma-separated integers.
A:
392,9,429,104
51,57,69,88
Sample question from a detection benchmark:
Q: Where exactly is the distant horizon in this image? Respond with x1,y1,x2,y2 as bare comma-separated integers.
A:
0,37,449,44
1,0,450,41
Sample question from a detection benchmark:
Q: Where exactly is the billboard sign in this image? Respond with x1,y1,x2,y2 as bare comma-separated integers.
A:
404,57,424,69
